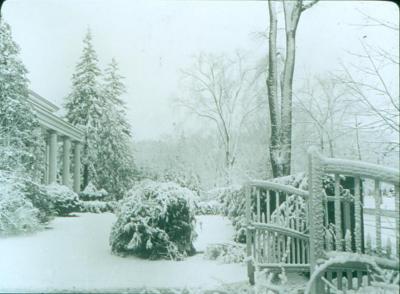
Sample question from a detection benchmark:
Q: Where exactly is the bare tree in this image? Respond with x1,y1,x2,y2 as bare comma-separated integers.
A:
294,77,353,158
177,52,264,183
334,12,399,167
266,0,319,177
339,42,399,135
339,12,399,135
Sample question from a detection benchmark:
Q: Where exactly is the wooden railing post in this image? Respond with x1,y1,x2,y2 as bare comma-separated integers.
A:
245,185,255,285
308,147,325,294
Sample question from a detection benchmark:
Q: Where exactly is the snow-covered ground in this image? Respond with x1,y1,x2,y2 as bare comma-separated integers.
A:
0,213,246,292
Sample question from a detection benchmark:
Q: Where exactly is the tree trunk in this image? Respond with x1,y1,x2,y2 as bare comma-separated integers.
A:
0,0,5,17
266,0,318,178
280,2,301,176
280,28,294,175
319,130,324,152
266,0,282,178
328,137,334,157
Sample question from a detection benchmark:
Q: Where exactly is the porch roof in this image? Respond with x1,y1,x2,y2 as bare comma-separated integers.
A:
27,91,84,143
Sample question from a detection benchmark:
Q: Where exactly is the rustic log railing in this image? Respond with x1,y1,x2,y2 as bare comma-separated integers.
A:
308,147,399,293
245,180,310,284
244,147,399,292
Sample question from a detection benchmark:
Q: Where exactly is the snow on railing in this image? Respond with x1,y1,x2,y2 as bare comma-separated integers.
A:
244,180,310,285
243,148,399,291
307,146,400,293
305,252,400,294
322,157,399,185
246,180,309,198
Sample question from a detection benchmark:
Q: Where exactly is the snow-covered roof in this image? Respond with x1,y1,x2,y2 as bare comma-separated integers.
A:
27,90,84,142
28,90,59,113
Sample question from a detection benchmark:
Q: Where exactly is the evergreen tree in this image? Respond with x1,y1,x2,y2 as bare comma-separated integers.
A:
96,59,136,199
103,58,130,136
0,19,44,179
65,29,104,187
65,31,135,197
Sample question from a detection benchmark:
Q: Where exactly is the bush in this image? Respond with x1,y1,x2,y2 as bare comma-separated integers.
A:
161,170,201,196
195,200,223,215
0,171,41,235
109,180,197,260
45,183,80,216
23,179,54,223
79,200,117,213
204,242,245,263
217,185,246,243
79,181,108,201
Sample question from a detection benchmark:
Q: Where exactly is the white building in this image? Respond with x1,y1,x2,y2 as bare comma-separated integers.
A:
28,91,84,192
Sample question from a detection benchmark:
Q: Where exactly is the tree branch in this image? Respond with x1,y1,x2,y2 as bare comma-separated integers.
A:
301,0,319,12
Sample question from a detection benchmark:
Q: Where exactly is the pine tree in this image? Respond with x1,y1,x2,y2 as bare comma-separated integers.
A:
65,29,104,187
96,59,136,199
65,31,135,197
103,58,130,136
0,19,44,179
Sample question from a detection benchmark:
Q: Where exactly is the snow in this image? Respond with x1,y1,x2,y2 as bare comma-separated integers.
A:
305,252,399,294
363,213,396,249
195,215,236,252
0,213,246,291
363,196,396,249
364,195,395,210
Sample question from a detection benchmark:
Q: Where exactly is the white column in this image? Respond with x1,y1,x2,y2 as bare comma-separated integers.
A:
62,137,71,187
48,131,58,184
73,142,81,192
44,133,50,184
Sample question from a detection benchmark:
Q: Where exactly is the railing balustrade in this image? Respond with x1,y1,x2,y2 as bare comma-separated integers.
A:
245,180,310,284
308,147,399,293
244,147,399,293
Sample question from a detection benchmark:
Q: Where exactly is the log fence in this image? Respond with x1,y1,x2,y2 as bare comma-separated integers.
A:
244,147,399,293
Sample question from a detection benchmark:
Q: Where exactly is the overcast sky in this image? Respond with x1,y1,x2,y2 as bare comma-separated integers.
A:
2,0,398,140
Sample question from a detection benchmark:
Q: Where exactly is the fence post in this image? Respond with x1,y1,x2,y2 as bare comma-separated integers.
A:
308,147,325,294
245,184,255,285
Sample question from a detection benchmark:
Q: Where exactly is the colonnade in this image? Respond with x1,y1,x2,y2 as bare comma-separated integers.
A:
27,90,84,192
44,131,81,192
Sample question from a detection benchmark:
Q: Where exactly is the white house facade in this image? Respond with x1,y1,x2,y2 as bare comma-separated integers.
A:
28,91,84,192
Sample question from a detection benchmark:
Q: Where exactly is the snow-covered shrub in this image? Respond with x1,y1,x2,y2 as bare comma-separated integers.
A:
204,242,245,263
79,181,108,201
270,194,307,230
270,172,308,190
0,172,41,235
109,180,197,260
79,200,117,213
45,183,80,216
0,146,32,174
195,200,223,215
217,185,247,243
23,179,54,223
161,170,201,196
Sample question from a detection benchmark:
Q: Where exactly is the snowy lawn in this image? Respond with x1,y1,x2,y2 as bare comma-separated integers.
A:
0,213,246,292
